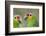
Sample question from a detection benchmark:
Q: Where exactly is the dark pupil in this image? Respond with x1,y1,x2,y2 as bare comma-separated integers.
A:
15,17,16,19
30,14,32,16
27,14,29,16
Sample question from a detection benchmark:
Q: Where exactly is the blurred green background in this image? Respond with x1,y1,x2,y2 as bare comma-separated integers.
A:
13,8,39,27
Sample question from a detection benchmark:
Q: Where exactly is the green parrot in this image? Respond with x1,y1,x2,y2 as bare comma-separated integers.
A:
24,13,39,27
13,15,22,28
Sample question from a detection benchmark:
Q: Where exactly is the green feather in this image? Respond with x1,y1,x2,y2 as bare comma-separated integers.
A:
27,16,38,27
13,19,19,28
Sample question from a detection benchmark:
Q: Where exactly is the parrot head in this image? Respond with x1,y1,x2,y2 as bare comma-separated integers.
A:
24,12,32,20
14,15,22,23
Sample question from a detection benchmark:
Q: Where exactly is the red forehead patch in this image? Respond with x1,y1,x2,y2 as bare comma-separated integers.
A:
17,16,20,19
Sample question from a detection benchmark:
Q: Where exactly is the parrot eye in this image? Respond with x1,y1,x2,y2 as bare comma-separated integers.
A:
15,17,16,19
27,14,29,16
30,14,32,16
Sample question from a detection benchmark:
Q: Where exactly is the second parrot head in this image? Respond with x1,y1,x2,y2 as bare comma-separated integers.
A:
24,12,32,20
14,15,22,23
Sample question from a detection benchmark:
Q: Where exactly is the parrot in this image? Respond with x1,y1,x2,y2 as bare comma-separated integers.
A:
13,15,22,28
24,13,39,27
